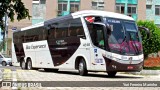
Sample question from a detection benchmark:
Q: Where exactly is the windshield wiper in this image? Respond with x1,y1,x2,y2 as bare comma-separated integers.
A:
119,35,126,54
128,33,139,55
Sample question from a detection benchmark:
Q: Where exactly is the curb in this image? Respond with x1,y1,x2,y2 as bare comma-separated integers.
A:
128,70,160,75
0,70,2,81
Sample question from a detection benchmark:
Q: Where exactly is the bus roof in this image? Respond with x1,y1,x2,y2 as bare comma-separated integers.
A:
71,10,134,21
21,22,44,31
21,10,134,31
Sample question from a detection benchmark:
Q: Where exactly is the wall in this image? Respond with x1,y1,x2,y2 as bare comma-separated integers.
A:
116,0,138,20
137,0,146,20
104,0,115,12
46,0,58,20
146,0,160,25
80,0,92,10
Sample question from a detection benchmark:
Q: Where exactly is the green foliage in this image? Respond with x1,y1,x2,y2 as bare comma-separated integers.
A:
0,0,31,31
143,66,160,70
137,20,160,59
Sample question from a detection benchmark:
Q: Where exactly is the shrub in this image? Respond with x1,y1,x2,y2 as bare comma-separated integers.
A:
137,20,160,59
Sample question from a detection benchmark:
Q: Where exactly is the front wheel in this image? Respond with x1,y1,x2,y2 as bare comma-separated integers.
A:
78,58,88,76
107,71,117,77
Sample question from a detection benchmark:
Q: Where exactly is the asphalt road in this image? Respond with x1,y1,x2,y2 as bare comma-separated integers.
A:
0,65,21,71
1,66,160,90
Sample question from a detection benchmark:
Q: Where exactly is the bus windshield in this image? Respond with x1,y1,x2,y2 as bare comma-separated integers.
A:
106,18,142,55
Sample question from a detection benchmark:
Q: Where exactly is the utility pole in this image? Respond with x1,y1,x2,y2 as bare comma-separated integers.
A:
63,0,70,15
67,0,70,13
124,0,128,15
2,13,8,53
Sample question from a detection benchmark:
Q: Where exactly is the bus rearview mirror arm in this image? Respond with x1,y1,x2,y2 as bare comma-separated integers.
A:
93,22,112,32
138,26,150,39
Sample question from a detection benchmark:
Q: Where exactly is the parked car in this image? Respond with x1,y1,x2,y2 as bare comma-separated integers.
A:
0,53,12,66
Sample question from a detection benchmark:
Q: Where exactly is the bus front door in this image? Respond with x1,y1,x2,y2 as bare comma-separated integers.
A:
90,48,106,71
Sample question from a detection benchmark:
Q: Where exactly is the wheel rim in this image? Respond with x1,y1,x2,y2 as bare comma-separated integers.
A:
79,61,83,72
22,61,25,69
28,61,31,69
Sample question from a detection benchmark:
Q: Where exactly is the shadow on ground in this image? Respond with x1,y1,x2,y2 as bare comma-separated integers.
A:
38,69,143,79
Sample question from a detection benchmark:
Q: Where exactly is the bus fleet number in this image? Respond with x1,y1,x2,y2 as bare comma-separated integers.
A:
83,43,90,47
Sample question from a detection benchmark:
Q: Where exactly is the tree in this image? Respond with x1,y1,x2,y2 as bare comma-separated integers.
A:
137,20,160,59
0,0,31,51
0,0,31,30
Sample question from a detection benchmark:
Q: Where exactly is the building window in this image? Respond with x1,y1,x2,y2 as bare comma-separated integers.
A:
32,0,46,25
116,4,125,14
155,5,160,15
58,1,79,16
70,2,79,13
58,2,67,16
91,0,104,10
146,5,152,9
127,4,137,16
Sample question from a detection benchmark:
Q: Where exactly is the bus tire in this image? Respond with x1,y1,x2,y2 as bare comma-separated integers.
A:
20,60,26,70
107,71,117,77
26,60,32,70
78,58,88,76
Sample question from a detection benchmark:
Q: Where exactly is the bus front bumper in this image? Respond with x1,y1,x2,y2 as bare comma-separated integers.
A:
104,57,143,72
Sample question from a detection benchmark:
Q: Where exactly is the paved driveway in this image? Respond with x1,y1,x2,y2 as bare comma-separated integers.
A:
1,66,160,90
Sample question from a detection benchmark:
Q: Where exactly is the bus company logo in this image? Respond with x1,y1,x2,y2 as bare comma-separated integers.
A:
26,44,46,50
129,57,133,64
2,82,11,87
85,16,95,23
56,40,67,45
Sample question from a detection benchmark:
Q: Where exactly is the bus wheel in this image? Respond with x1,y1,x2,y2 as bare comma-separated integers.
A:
20,60,26,70
78,58,88,76
27,60,32,70
107,71,117,77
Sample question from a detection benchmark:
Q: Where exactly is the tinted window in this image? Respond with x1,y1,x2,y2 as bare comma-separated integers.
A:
69,18,85,37
48,18,85,39
107,19,125,44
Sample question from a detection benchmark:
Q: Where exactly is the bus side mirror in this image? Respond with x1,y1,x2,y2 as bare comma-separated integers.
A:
138,26,150,39
93,22,112,35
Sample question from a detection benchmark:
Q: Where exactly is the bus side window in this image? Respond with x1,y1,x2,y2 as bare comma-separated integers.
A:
70,27,77,36
76,28,85,38
69,18,86,38
42,29,47,40
48,24,57,40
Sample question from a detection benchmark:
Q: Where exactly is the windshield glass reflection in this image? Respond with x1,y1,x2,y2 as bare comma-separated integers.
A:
106,18,142,55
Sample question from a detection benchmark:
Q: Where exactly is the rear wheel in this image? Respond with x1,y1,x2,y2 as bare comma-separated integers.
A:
20,60,26,69
26,60,32,70
2,61,7,66
107,71,117,77
78,58,88,76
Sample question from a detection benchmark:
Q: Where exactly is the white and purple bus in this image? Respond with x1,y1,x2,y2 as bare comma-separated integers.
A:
12,10,149,77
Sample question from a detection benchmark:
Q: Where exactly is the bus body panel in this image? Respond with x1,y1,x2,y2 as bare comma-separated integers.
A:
23,40,54,68
12,10,143,73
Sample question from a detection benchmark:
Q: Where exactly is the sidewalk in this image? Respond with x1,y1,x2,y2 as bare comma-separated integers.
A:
0,69,2,81
128,70,160,75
